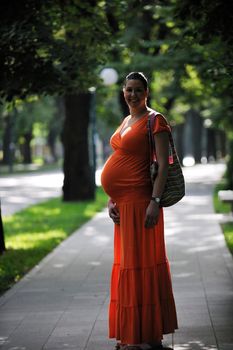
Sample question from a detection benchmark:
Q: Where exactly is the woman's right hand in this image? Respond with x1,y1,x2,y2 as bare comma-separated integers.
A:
108,199,120,225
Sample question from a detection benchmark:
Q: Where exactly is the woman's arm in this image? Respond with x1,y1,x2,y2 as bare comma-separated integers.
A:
144,131,169,228
151,131,169,198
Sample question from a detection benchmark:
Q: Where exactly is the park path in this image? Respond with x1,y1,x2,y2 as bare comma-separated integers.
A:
0,169,102,217
0,170,63,216
0,164,233,350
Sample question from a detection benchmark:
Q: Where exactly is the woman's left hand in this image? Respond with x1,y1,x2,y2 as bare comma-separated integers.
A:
144,201,160,228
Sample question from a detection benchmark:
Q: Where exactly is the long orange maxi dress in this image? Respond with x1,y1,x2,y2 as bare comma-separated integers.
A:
101,112,178,345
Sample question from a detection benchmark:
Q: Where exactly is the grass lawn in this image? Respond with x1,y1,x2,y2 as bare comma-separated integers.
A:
0,187,108,294
213,180,233,254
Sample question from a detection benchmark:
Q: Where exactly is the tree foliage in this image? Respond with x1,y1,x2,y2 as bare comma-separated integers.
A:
0,0,111,101
171,0,233,128
100,1,232,128
0,0,232,187
0,0,114,200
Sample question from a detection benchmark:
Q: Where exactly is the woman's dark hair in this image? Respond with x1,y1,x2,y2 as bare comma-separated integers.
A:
124,72,148,90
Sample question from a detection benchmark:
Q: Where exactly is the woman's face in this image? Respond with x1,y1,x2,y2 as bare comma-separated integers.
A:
123,79,148,109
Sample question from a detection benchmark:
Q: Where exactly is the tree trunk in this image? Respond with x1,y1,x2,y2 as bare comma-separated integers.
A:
2,114,14,165
174,123,184,163
0,201,6,254
207,128,217,161
216,130,227,159
192,110,203,163
22,131,33,164
47,128,57,162
182,109,203,163
219,131,227,158
62,93,95,201
226,139,233,189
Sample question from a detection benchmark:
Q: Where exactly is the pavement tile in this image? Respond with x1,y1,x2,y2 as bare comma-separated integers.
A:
212,319,233,329
170,342,217,350
96,305,109,322
173,332,217,348
218,345,233,350
175,312,212,328
55,310,101,325
0,291,71,312
44,324,92,349
86,338,115,350
43,338,83,350
214,330,233,343
0,335,50,350
90,320,109,336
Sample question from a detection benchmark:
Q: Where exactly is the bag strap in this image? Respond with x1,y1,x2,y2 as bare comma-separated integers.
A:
147,111,158,163
147,111,174,164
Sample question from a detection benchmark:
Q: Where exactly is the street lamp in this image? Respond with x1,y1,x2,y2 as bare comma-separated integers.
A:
100,68,118,86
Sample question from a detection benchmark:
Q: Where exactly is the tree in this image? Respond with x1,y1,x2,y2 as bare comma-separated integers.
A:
99,1,231,171
15,97,58,164
62,93,95,200
171,0,233,186
0,200,5,254
0,0,111,199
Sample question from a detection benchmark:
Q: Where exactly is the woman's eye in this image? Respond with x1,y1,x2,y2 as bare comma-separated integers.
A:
126,88,143,93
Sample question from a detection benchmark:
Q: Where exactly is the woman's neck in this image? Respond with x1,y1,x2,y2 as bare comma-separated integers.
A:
130,106,149,119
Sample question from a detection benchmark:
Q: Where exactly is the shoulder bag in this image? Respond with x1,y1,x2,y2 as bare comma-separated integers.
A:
147,112,185,207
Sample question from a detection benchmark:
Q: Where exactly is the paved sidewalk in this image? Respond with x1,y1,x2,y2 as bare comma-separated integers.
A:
0,170,63,216
0,164,233,350
0,169,102,217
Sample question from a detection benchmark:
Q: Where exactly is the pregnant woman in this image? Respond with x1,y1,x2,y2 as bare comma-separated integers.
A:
101,72,178,350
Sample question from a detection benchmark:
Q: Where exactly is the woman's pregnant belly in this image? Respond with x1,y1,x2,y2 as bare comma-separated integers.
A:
101,150,151,201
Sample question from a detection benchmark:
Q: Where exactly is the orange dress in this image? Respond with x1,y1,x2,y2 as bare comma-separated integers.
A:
101,112,178,345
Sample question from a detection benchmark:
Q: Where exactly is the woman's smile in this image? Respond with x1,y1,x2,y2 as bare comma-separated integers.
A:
123,80,148,110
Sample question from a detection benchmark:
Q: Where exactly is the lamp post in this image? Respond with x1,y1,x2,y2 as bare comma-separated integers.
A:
89,86,97,182
90,68,118,185
0,199,5,254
